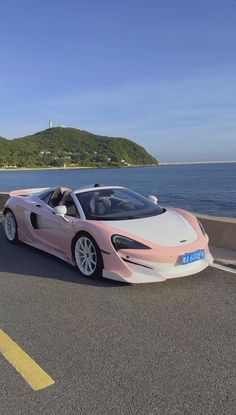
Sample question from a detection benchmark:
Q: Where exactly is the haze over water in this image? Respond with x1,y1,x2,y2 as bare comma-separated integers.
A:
0,163,235,218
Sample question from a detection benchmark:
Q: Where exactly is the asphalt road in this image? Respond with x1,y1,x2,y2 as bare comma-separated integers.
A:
0,224,235,415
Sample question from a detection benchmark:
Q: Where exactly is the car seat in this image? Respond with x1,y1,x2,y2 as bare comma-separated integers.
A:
90,196,111,216
49,187,64,208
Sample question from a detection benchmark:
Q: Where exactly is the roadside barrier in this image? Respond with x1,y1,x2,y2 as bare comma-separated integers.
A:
196,213,236,252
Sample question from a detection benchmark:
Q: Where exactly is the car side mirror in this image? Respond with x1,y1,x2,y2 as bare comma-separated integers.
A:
53,205,67,216
148,195,158,204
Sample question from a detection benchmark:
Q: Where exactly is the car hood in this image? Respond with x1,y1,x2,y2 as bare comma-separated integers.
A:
104,209,198,247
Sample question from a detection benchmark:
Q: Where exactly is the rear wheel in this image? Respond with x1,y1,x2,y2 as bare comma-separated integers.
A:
74,233,103,279
4,210,18,243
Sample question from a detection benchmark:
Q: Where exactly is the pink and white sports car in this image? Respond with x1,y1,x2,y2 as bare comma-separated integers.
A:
3,185,213,283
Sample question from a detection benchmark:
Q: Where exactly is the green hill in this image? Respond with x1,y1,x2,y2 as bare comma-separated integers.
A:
0,127,158,168
0,137,8,162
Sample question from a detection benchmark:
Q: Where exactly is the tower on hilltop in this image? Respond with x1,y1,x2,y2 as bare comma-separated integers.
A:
49,120,53,129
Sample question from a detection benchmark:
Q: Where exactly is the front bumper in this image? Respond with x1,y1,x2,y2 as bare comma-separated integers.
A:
102,252,213,284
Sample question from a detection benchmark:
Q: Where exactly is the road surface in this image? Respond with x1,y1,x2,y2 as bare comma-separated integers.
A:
0,224,235,415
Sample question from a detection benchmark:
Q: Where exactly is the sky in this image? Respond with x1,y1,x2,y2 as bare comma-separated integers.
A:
0,0,236,162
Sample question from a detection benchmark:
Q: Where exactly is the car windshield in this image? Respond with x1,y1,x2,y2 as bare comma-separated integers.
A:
76,188,165,220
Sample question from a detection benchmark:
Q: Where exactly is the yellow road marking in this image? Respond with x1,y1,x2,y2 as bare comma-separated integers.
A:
0,329,55,391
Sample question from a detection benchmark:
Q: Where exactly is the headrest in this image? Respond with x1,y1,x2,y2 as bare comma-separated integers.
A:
90,196,111,215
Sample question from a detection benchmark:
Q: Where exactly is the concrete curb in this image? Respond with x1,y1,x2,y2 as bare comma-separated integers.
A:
210,246,236,266
196,213,236,252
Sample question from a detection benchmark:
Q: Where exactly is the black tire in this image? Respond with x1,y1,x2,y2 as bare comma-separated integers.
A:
73,232,103,279
3,209,19,244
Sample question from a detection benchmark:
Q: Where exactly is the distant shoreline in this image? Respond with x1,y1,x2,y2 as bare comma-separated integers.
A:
0,164,156,172
0,160,236,172
0,166,97,172
159,161,236,166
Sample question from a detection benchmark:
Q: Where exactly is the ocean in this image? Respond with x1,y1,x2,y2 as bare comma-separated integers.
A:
0,163,235,218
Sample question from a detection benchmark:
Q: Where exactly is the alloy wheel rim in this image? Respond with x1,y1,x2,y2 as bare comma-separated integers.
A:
4,212,16,241
75,237,97,276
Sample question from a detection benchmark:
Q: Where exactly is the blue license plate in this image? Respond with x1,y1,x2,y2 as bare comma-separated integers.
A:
182,249,205,265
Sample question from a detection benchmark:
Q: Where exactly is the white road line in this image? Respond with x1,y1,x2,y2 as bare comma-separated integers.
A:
211,263,236,275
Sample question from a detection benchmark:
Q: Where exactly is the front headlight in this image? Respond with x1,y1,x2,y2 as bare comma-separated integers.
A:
198,220,206,235
111,235,151,251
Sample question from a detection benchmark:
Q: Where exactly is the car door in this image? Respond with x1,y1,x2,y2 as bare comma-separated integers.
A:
24,194,79,260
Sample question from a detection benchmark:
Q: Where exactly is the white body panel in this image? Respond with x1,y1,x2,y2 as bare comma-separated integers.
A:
103,253,213,283
105,210,198,247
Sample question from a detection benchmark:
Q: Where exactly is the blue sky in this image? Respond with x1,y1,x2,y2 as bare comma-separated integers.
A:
0,0,236,161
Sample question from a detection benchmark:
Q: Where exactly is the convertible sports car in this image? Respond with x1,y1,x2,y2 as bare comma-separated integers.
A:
2,185,213,283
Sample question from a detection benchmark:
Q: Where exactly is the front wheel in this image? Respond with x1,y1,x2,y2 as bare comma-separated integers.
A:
74,233,103,279
4,210,18,243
